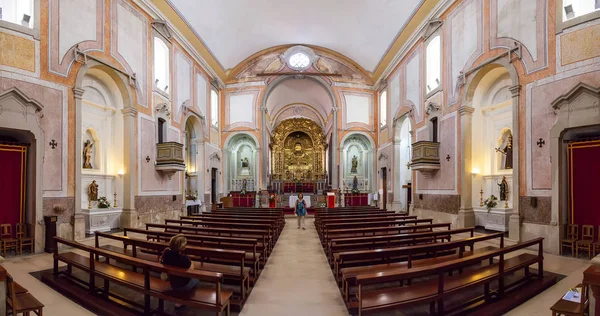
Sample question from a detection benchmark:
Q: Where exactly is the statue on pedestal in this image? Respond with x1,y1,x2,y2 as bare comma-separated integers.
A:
88,180,99,201
350,155,358,174
83,140,94,169
241,157,249,168
497,176,509,201
351,176,359,194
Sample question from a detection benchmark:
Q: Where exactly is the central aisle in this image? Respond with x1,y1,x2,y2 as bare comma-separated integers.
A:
239,217,348,316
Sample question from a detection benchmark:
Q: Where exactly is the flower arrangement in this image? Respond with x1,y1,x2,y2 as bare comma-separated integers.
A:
186,191,197,201
97,196,111,208
484,195,498,212
268,194,276,202
351,187,360,194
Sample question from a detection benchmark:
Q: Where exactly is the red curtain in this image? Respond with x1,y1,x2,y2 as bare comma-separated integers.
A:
569,141,600,226
0,144,26,234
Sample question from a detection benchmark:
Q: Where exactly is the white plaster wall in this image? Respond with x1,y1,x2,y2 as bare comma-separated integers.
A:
58,0,97,60
174,51,192,120
139,116,180,193
405,52,422,120
195,72,207,117
450,0,481,99
497,0,538,61
344,94,370,125
229,93,254,124
390,71,401,118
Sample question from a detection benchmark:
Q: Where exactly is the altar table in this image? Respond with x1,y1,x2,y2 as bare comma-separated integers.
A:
344,193,369,206
289,195,311,208
230,192,255,207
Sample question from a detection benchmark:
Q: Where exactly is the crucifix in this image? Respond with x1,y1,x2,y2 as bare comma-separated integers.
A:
49,139,58,149
537,138,545,148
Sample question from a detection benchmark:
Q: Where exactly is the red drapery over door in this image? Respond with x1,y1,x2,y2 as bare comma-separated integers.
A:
569,140,600,226
0,144,26,231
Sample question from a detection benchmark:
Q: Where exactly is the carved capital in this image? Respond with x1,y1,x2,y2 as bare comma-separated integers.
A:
121,107,138,118
458,106,475,116
73,87,86,100
509,85,522,98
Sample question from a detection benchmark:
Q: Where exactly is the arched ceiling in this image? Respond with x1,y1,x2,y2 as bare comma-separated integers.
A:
165,0,430,77
266,78,333,120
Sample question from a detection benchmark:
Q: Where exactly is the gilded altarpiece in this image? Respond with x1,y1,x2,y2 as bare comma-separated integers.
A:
271,118,326,180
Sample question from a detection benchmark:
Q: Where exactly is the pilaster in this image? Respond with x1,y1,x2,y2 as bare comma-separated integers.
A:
121,107,138,226
73,88,86,240
509,84,522,241
458,105,475,228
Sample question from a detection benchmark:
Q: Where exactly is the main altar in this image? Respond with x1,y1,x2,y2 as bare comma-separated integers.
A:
269,118,328,194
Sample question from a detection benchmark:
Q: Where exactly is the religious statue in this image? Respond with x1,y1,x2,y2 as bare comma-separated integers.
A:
88,180,99,201
83,140,94,169
240,179,247,195
241,157,249,168
497,176,509,201
495,132,513,170
351,176,359,194
350,155,358,174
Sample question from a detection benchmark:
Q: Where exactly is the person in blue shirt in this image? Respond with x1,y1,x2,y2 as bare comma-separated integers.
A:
296,193,307,230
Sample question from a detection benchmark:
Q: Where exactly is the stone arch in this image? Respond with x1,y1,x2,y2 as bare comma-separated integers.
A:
223,132,260,193
0,88,45,252
73,60,137,238
458,58,521,234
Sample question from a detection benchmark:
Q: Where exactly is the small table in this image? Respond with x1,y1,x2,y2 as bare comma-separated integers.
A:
550,283,588,316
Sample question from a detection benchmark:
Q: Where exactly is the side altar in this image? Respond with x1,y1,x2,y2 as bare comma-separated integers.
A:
82,180,122,234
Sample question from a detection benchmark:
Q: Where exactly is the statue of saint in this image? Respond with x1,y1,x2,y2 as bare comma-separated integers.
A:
350,155,358,174
497,176,509,201
83,140,94,169
88,180,99,201
241,157,249,168
240,179,247,195
503,135,513,170
351,176,359,193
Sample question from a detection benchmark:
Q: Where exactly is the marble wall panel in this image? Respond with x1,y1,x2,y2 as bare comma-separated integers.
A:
42,197,75,225
135,195,184,214
48,0,103,76
416,114,456,191
404,47,423,123
111,0,148,107
560,22,600,66
0,33,35,72
491,0,547,73
519,196,551,225
445,0,483,106
413,194,460,214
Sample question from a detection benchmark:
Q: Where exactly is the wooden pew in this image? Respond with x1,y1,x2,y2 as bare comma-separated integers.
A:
327,227,475,264
180,215,282,239
53,237,232,315
146,223,272,257
324,223,452,246
354,238,546,316
124,227,262,279
321,218,434,242
337,232,504,302
165,219,276,248
95,232,251,308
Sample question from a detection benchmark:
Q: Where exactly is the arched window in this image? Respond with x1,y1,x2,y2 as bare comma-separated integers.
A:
0,0,34,28
425,35,441,95
153,37,170,93
210,89,219,128
379,90,387,129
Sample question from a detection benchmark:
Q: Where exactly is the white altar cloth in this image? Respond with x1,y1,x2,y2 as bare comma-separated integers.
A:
288,195,311,208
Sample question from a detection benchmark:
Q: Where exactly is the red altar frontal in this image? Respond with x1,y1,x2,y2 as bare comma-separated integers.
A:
344,193,369,207
229,192,256,207
282,182,315,194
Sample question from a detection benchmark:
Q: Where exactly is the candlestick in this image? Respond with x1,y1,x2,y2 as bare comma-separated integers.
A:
505,200,509,208
113,192,117,208
88,199,92,210
479,188,484,207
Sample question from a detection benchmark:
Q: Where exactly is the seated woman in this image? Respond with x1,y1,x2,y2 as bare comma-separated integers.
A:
160,235,199,294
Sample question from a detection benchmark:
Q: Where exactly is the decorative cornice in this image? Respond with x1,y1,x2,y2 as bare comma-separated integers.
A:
458,106,475,116
73,87,86,100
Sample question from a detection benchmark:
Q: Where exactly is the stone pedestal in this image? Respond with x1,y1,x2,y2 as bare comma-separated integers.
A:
473,207,514,231
81,208,123,234
457,208,475,228
73,213,86,241
119,209,138,229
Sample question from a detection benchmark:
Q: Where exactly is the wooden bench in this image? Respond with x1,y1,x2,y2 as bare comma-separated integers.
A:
95,232,251,307
179,216,282,239
338,232,504,302
53,237,232,315
317,214,417,230
321,218,434,242
327,227,475,264
146,223,272,257
124,227,262,278
354,237,546,315
324,222,452,246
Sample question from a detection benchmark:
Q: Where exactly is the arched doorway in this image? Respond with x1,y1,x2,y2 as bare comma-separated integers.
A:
74,62,136,238
393,116,413,213
183,115,205,213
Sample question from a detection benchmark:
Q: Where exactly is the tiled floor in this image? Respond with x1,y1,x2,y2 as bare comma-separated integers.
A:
1,218,594,316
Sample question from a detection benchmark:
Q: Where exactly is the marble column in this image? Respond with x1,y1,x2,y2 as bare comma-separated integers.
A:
508,85,522,241
120,107,138,229
458,105,475,228
392,137,403,212
73,87,86,240
332,108,339,188
261,106,269,188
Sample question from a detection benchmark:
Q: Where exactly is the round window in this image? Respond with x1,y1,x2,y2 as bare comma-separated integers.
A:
288,52,311,70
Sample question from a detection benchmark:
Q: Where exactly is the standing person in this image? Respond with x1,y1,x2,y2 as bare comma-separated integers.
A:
296,193,307,230
160,235,199,300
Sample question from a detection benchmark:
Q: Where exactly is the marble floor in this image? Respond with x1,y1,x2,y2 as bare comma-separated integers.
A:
0,218,595,316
